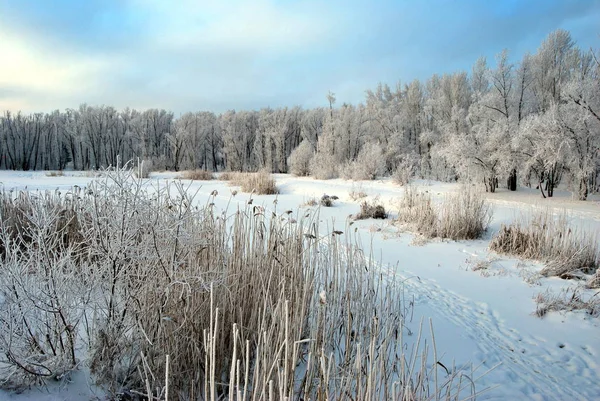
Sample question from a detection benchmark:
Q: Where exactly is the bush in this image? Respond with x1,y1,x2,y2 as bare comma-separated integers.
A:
355,198,388,220
288,140,314,177
0,167,479,399
392,154,420,186
489,210,600,280
340,143,385,181
177,169,214,180
309,152,338,180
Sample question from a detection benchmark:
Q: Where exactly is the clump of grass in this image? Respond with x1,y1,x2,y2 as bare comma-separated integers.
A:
355,197,388,220
302,197,319,207
588,271,600,289
437,187,491,240
45,170,64,177
535,288,600,318
396,185,437,237
320,194,338,207
221,170,278,194
348,183,368,201
489,210,599,280
218,171,237,181
396,184,491,240
177,169,214,180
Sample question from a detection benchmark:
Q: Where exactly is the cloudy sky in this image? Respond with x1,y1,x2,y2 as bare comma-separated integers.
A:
1,0,599,113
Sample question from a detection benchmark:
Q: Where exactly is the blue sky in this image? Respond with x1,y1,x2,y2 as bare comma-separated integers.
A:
0,0,599,113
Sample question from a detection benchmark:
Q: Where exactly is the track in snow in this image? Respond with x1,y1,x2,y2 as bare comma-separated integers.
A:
385,267,599,401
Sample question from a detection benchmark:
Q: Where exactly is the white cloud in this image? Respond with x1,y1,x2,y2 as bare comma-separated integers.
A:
0,27,112,112
129,0,333,53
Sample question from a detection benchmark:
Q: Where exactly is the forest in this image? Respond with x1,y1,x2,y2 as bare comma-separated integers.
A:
1,29,598,200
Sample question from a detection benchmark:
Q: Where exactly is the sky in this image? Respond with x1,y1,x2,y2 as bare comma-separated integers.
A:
0,0,599,114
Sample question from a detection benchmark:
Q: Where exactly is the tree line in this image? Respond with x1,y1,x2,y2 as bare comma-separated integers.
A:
1,29,598,199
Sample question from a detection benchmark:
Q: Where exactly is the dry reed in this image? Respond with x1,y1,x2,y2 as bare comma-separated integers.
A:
490,210,599,280
0,166,484,400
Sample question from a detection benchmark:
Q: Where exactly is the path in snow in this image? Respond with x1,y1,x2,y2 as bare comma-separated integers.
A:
386,266,599,401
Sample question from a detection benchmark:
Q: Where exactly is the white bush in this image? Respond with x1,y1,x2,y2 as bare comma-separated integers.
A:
288,140,314,176
310,152,338,180
340,143,386,181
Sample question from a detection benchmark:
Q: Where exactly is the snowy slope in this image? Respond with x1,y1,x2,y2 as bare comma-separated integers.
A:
0,171,598,401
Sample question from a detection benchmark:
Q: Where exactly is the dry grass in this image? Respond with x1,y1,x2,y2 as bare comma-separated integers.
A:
320,194,338,207
177,169,214,180
437,188,492,240
302,197,319,207
45,170,64,177
489,210,600,280
396,185,438,237
392,166,414,186
396,185,491,241
588,271,600,289
535,288,600,318
354,197,388,220
220,170,278,195
0,166,485,399
218,171,236,181
348,183,368,201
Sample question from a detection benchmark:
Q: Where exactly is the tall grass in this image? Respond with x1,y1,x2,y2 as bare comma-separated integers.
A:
396,184,491,240
0,167,484,399
220,170,278,195
177,169,214,180
489,210,600,281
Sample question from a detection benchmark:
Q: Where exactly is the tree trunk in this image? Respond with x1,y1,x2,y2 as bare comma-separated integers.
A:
485,176,497,193
507,168,517,191
578,177,588,201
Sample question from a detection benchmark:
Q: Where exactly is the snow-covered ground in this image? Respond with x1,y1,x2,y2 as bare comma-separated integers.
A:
0,170,599,401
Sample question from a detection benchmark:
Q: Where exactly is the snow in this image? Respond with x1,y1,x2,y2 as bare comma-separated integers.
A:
0,171,599,401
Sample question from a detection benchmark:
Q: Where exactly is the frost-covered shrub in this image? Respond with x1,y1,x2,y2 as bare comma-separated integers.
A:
288,140,314,177
341,143,385,181
0,189,91,389
310,152,338,180
392,154,420,186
